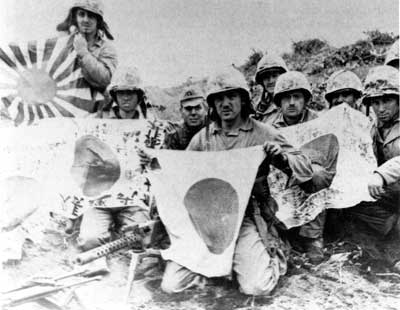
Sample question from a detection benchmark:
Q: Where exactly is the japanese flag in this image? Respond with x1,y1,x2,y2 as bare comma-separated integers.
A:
149,146,265,277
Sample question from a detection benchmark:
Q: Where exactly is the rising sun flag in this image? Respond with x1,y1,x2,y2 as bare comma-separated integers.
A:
0,36,101,125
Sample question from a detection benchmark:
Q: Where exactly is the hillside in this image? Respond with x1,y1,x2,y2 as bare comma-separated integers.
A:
147,30,398,119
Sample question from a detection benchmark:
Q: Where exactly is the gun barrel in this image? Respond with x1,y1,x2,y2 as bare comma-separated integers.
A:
74,234,140,265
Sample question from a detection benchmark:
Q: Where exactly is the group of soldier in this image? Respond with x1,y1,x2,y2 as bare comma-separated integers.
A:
60,0,400,297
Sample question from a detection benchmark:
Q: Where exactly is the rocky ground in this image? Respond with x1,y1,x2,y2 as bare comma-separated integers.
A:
2,212,400,310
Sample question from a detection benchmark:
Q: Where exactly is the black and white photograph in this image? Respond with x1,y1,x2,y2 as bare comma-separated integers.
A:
0,0,399,309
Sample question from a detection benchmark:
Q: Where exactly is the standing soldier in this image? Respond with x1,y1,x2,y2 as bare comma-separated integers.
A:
253,54,288,123
385,40,399,69
164,87,208,150
98,66,147,119
348,66,400,245
160,67,314,295
56,0,118,111
324,70,363,110
271,71,329,264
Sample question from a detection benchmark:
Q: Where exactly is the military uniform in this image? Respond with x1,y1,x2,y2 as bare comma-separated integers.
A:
78,66,149,250
348,66,400,235
164,121,205,150
271,108,318,129
253,54,288,124
161,67,314,296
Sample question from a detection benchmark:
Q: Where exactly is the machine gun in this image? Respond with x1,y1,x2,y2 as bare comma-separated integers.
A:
74,219,160,265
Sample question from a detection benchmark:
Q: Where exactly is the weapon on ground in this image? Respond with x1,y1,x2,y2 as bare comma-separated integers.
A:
2,265,108,294
74,220,158,265
1,276,102,308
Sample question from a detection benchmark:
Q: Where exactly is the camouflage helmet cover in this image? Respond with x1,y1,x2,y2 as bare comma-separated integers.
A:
108,66,144,98
255,53,288,85
206,66,251,106
362,65,399,105
384,40,399,67
273,71,312,106
72,0,104,18
325,70,363,103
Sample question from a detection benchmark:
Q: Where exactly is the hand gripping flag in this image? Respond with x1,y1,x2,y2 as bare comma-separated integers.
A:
0,36,102,126
148,147,265,277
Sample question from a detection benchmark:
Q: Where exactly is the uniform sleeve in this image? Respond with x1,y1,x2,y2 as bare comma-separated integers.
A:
267,127,314,187
375,155,400,185
186,130,205,151
163,124,180,150
79,41,118,90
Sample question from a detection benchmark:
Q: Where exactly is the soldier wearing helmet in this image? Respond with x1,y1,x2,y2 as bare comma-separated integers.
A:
272,71,330,264
160,66,314,296
253,53,288,123
385,40,399,69
272,71,318,128
325,70,363,110
96,66,147,119
56,0,118,95
164,87,208,150
347,66,400,246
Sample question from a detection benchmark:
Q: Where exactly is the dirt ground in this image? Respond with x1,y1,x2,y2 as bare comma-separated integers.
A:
2,213,400,310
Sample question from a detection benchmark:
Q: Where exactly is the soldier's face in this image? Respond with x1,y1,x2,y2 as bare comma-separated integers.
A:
330,90,357,108
371,95,399,123
280,91,306,119
116,90,139,113
180,99,207,127
214,91,243,122
76,9,98,36
262,69,283,94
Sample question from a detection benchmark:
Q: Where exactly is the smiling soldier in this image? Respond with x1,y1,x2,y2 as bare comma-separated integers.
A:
56,0,118,100
164,87,208,150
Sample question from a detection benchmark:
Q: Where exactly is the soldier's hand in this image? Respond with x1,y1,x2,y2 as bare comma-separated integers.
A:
137,148,161,172
73,33,89,57
263,141,288,167
368,173,385,199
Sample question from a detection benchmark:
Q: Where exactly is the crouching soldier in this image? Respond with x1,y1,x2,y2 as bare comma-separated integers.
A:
271,71,331,263
347,66,400,246
77,67,149,251
161,67,314,295
253,54,288,123
97,66,147,119
164,87,208,150
324,70,363,111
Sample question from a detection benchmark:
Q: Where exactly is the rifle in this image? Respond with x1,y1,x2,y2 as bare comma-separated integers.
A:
1,276,102,308
74,220,158,265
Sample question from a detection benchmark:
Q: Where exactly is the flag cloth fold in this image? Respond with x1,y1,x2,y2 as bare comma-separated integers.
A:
149,146,265,277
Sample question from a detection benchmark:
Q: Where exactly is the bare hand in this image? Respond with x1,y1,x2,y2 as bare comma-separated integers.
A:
368,173,385,199
263,141,287,167
73,33,89,57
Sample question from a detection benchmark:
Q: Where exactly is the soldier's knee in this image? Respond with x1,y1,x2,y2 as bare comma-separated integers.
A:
239,277,278,296
160,274,183,294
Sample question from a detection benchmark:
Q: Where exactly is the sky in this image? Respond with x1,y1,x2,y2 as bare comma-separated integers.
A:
0,0,398,87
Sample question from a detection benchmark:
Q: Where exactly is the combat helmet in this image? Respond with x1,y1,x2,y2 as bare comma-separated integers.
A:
362,65,399,106
273,71,312,106
325,70,363,105
108,66,144,100
255,54,288,85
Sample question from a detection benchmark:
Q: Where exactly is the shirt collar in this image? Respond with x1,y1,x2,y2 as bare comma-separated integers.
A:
275,109,309,127
211,118,254,136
